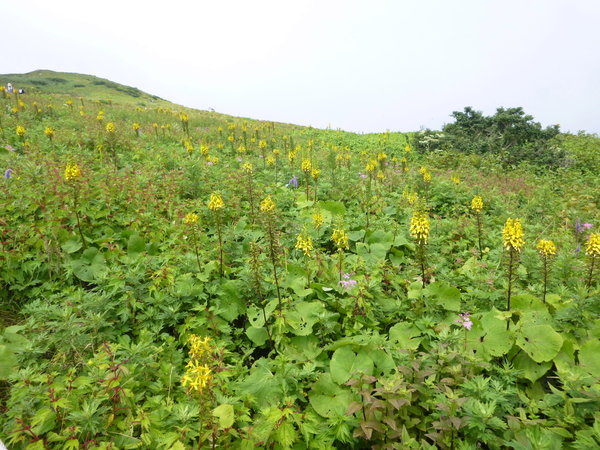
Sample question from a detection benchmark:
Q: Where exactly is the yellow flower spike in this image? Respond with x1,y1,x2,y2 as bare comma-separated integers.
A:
64,163,81,181
301,159,312,173
405,144,411,153
312,211,324,229
452,175,460,184
365,160,377,173
537,239,556,258
332,228,349,250
106,122,115,133
410,211,430,244
208,193,224,211
16,125,26,138
44,127,55,138
311,168,320,179
184,213,199,225
502,218,525,252
133,123,140,131
295,233,313,257
470,195,484,214
260,195,275,213
423,171,431,183
267,156,275,166
585,233,600,257
242,162,253,174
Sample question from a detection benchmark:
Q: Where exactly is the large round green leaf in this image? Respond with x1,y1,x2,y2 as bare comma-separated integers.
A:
330,345,374,385
516,324,563,363
308,372,354,418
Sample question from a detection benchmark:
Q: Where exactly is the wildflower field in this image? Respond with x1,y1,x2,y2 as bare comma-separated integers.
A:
2,71,600,449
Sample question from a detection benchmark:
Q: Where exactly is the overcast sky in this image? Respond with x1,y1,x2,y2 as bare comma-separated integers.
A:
4,0,599,134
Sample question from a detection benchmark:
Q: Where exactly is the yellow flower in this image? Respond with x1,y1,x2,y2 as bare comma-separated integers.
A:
133,123,140,131
502,218,525,252
238,144,246,154
267,156,275,166
470,195,483,214
242,162,253,173
260,195,275,213
365,160,377,173
96,113,104,122
452,175,460,184
332,228,349,250
301,159,312,173
585,233,600,257
64,163,81,181
410,211,430,244
312,212,324,229
405,144,411,153
377,152,387,161
44,127,55,138
180,113,188,123
537,239,556,258
311,168,321,179
16,125,26,138
189,334,212,358
208,193,224,211
259,139,268,150
181,361,212,393
106,122,115,133
295,234,313,256
184,213,199,224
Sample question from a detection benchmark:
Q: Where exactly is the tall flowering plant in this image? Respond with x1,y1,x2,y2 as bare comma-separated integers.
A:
410,209,430,288
537,239,556,303
208,193,225,277
502,218,525,321
65,163,87,249
585,232,600,289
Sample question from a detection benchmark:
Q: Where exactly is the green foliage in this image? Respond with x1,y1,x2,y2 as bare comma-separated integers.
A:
1,72,600,449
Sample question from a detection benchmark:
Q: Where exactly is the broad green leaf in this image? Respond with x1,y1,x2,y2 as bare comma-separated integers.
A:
366,230,394,247
319,200,346,216
245,326,268,346
513,351,553,382
286,301,325,336
0,344,17,380
389,322,422,351
425,281,461,311
235,360,282,409
467,309,514,361
330,345,374,385
308,372,354,418
127,234,146,255
61,239,82,254
578,339,600,377
516,324,563,363
213,404,235,429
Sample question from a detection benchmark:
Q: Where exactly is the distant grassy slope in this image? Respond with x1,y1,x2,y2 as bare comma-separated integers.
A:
0,70,175,109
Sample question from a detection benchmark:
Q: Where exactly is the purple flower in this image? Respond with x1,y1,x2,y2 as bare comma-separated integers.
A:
576,243,581,254
4,168,13,179
576,218,581,233
455,312,473,331
5,144,16,152
339,279,357,289
583,223,593,230
358,172,367,179
288,175,298,188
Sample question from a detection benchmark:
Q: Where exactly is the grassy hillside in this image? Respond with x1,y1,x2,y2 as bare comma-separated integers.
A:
0,70,172,108
1,71,600,449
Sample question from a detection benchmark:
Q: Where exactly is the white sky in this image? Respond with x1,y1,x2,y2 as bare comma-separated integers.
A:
4,0,599,134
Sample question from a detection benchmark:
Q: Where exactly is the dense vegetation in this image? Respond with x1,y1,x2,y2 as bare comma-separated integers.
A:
1,72,600,449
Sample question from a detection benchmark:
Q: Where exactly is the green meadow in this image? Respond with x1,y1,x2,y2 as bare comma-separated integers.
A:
1,70,600,449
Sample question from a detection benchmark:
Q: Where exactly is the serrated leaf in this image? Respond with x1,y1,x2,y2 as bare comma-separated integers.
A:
213,404,235,429
425,281,461,311
389,322,422,350
127,234,146,255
